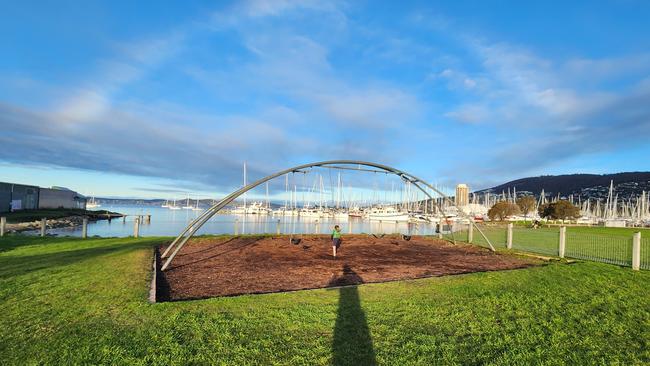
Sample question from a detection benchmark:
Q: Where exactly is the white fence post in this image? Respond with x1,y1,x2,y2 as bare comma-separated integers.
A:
507,223,513,249
276,219,281,235
468,222,473,243
632,232,641,271
559,226,566,258
234,219,239,235
40,218,46,237
133,217,140,238
82,217,88,239
0,217,5,237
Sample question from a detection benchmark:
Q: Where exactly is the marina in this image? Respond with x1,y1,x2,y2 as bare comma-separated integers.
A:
39,204,449,238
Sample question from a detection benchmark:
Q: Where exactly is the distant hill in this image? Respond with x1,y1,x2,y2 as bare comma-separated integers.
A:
478,172,650,200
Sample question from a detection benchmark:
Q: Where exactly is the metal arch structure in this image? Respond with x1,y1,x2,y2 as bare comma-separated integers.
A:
160,160,495,271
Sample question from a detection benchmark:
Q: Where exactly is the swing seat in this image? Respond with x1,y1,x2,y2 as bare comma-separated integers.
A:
371,234,385,238
290,238,302,245
402,234,412,241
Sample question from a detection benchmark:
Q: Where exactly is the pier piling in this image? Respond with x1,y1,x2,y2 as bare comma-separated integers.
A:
40,218,46,237
0,217,5,237
134,217,140,238
82,217,88,239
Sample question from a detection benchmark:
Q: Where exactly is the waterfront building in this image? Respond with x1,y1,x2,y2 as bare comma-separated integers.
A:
39,187,87,210
0,182,86,212
0,182,40,212
455,184,469,207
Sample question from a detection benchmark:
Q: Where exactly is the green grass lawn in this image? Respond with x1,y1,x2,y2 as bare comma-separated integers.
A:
1,235,649,365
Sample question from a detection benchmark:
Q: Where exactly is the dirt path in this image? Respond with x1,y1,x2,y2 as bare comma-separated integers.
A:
159,235,538,300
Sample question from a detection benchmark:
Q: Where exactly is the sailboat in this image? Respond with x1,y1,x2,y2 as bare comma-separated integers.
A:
86,197,101,209
168,198,181,210
182,195,193,210
192,198,202,211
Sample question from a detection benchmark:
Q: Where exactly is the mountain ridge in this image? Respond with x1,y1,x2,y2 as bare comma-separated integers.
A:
478,172,650,200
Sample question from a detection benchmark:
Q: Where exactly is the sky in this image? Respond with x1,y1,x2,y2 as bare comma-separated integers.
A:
1,0,650,199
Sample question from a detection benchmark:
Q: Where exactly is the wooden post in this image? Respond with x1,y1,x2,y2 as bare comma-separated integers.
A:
348,223,352,234
468,222,473,243
82,217,88,239
632,232,641,270
0,217,5,237
276,219,281,235
314,220,319,234
146,215,151,223
134,217,140,238
40,218,46,237
507,223,513,249
234,219,239,235
123,215,126,223
559,226,566,258
437,222,443,239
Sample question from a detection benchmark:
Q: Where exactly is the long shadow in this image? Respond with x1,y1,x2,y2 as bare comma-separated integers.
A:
330,264,376,365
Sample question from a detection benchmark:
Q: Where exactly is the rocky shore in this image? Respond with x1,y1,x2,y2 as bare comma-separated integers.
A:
3,212,123,234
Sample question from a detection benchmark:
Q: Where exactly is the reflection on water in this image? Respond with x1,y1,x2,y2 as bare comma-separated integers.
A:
41,205,442,238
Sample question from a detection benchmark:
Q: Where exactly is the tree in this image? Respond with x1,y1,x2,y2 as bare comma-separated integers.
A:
488,201,520,221
537,200,580,222
551,200,581,222
538,203,552,219
516,196,536,221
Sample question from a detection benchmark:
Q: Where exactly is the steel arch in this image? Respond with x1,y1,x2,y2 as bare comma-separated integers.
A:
160,160,494,271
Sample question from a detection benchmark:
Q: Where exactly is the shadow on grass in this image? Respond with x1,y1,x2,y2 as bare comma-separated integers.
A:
330,264,376,365
0,237,164,276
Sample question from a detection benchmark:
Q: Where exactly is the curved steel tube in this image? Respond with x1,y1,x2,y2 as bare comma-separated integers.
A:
161,160,494,271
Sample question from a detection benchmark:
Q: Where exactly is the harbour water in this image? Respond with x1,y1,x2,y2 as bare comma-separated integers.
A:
41,205,442,238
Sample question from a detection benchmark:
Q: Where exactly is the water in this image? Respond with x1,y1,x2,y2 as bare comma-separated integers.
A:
39,204,441,238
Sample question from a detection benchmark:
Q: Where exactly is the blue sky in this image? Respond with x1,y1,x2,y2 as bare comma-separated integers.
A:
1,0,650,199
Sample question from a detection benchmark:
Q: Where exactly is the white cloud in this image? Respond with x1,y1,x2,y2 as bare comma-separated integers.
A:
445,104,489,124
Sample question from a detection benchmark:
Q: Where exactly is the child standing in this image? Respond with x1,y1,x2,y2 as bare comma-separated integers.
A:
331,225,342,258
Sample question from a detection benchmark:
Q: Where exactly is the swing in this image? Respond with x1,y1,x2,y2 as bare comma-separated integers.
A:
288,170,305,245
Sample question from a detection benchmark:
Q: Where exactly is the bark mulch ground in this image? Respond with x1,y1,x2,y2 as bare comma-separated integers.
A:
158,235,539,301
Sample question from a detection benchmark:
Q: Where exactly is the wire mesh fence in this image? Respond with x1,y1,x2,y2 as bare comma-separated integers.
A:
565,232,633,267
511,227,560,256
448,223,648,270
472,224,507,249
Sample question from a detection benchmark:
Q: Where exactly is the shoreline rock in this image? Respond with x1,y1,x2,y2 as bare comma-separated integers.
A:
5,215,120,234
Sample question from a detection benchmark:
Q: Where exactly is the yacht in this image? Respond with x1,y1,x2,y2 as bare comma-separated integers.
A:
367,206,410,222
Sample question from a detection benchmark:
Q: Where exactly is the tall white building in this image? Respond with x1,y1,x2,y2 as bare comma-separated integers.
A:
455,184,469,207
